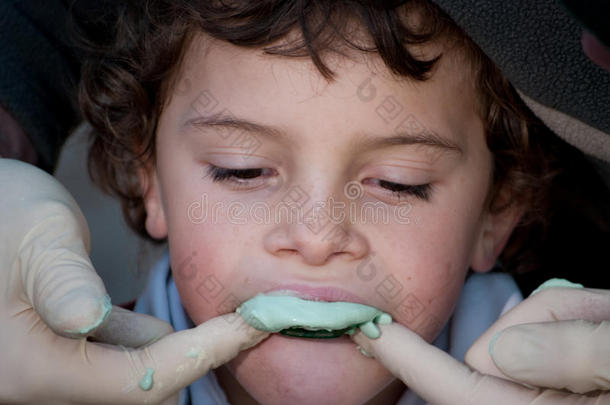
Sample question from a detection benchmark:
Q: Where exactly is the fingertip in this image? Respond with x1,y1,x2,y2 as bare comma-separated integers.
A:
191,313,270,358
51,293,112,338
488,324,540,381
348,327,377,359
359,320,381,339
488,329,504,357
65,294,112,334
486,327,530,384
231,311,272,338
375,313,393,325
348,313,393,349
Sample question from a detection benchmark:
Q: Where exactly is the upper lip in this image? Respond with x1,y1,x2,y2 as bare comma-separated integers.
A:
263,284,367,305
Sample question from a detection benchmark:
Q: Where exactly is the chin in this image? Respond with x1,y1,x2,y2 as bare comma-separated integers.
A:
225,333,394,405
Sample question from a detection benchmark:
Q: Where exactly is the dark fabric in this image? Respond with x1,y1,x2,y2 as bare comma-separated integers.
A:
0,0,81,173
433,0,610,138
119,300,136,311
560,0,610,47
2,1,608,172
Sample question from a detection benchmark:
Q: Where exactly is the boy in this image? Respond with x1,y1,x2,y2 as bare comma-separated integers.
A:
80,0,561,403
1,0,607,404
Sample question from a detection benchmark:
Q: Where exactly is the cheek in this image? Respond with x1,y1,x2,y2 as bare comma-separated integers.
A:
371,200,483,342
156,160,270,325
393,271,464,343
169,231,226,324
168,214,247,325
155,155,251,323
384,255,465,343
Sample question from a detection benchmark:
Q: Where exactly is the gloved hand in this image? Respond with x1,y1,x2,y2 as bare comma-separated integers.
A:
350,281,610,404
0,158,269,404
465,280,610,394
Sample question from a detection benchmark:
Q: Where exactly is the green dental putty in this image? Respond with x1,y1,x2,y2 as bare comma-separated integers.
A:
236,294,392,339
139,368,155,391
530,278,584,296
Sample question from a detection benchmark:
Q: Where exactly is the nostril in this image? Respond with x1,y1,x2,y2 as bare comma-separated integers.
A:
278,249,299,257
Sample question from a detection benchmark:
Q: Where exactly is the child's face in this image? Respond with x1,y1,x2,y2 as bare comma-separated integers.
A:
142,34,521,404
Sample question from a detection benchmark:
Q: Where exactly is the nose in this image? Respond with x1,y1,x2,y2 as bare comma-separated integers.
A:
263,185,369,266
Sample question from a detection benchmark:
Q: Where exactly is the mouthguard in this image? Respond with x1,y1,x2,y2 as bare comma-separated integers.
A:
236,294,392,339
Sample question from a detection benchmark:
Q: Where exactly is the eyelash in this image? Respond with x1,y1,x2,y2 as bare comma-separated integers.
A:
375,179,432,201
205,165,273,188
205,164,432,201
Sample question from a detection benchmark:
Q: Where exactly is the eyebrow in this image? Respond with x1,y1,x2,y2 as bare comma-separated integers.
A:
185,112,463,155
186,113,286,141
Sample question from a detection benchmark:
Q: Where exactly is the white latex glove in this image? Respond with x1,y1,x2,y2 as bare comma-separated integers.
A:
0,159,269,404
350,281,610,404
466,281,610,394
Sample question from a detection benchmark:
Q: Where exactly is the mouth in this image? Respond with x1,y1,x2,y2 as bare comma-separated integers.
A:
238,288,388,340
263,285,369,338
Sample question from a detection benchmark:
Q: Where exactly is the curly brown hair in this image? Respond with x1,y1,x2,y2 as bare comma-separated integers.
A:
74,0,610,292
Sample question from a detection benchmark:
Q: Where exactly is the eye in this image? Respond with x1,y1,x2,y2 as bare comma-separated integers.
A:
205,164,276,189
365,178,432,201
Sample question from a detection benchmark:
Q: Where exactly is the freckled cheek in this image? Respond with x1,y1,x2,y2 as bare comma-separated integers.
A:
168,222,241,325
376,228,468,342
389,276,463,342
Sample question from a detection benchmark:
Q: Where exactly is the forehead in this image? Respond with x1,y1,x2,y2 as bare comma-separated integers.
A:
168,32,481,153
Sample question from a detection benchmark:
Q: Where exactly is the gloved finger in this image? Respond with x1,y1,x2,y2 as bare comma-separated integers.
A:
11,313,269,404
24,236,112,339
350,322,609,405
465,284,610,385
90,305,175,348
0,159,112,338
490,320,610,393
